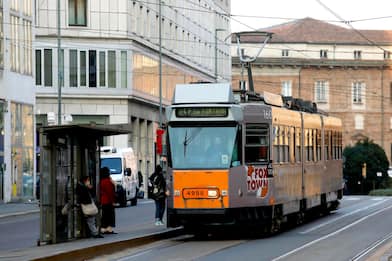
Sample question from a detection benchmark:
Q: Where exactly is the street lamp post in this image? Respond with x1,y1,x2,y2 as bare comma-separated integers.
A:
57,0,62,125
158,0,163,128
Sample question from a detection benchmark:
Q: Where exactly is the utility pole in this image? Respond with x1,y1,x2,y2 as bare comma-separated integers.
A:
57,0,62,125
158,0,162,128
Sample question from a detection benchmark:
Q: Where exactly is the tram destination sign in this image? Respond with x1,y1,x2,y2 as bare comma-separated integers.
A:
176,107,228,118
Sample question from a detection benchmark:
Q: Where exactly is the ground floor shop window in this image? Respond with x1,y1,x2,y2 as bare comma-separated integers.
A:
10,102,34,199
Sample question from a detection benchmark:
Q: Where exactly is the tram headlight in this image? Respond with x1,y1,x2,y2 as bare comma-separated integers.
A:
208,190,218,198
174,190,180,196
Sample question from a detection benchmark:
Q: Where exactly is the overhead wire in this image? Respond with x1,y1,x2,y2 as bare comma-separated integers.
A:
6,0,392,99
315,0,388,52
228,0,392,106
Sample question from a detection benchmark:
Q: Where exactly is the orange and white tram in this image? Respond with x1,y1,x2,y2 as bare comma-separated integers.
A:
165,83,343,234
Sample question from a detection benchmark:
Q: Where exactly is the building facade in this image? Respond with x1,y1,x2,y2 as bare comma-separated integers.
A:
0,0,35,202
35,0,231,186
232,18,392,163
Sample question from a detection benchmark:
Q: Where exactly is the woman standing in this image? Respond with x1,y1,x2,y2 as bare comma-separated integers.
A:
149,165,167,226
100,167,117,234
76,176,103,238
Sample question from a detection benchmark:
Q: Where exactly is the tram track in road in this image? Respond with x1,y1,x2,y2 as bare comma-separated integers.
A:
88,233,247,261
85,196,392,261
271,200,392,261
299,197,392,234
91,235,194,261
350,231,392,261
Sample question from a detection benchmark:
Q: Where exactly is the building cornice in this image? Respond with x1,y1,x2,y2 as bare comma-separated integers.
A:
231,57,392,69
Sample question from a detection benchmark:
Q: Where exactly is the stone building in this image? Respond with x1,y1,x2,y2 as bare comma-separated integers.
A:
0,0,34,202
232,18,392,163
35,0,231,187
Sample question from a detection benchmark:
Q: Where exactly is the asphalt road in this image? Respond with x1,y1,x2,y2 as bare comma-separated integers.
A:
88,196,392,261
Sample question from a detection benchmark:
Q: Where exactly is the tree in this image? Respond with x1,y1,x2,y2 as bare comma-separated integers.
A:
343,138,389,194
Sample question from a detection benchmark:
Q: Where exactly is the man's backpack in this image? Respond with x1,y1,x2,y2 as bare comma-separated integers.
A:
149,175,164,199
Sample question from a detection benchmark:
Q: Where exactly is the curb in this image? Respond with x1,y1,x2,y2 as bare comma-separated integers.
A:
0,209,40,219
31,227,184,261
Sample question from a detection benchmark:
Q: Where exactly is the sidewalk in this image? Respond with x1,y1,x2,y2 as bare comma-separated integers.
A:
0,200,40,218
0,201,181,261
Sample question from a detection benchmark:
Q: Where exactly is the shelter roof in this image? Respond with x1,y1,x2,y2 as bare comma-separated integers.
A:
41,123,132,137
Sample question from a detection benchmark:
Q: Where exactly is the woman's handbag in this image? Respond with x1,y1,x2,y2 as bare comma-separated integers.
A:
137,189,145,199
61,202,70,215
81,201,98,216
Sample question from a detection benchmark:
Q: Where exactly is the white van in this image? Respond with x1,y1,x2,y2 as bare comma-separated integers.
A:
100,146,139,207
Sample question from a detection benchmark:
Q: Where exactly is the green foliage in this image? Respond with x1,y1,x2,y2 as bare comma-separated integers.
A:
368,188,392,196
343,138,389,194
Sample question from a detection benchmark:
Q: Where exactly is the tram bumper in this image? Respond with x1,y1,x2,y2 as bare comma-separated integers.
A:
167,208,235,228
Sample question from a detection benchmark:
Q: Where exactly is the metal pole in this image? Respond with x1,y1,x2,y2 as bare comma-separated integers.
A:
57,0,62,125
215,29,225,83
158,0,162,128
215,29,218,82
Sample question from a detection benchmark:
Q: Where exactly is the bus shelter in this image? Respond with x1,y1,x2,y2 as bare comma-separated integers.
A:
38,123,131,245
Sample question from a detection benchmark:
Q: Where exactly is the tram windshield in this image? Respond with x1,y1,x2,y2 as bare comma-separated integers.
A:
168,125,239,169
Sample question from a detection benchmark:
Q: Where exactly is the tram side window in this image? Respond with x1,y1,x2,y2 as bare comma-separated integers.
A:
332,131,340,159
330,131,333,160
279,127,284,162
294,127,301,162
324,130,330,160
316,129,322,161
245,124,269,164
289,127,295,163
306,129,316,162
312,129,317,162
231,126,242,167
332,131,336,159
282,127,289,163
305,129,313,162
273,126,279,163
337,131,342,159
338,132,343,159
272,125,289,163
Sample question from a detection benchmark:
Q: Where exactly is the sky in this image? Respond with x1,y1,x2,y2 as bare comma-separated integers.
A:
230,0,392,32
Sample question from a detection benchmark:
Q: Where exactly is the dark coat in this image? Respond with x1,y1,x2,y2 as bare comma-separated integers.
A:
76,182,94,204
149,171,166,200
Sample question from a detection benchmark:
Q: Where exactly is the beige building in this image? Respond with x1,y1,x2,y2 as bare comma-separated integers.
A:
35,0,231,186
232,18,392,162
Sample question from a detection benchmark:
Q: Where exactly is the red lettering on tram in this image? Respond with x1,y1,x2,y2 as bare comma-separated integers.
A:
246,165,269,198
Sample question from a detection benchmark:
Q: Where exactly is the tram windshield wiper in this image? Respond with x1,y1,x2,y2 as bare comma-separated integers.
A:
183,130,188,157
182,128,201,157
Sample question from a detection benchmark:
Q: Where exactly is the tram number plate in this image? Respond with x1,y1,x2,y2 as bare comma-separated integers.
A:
183,189,208,199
